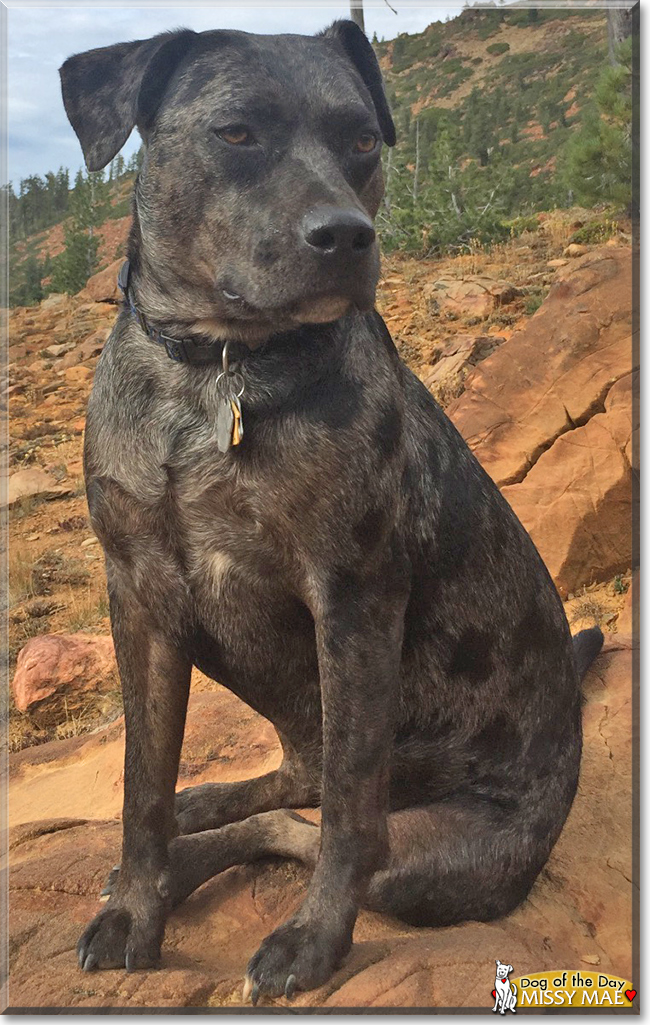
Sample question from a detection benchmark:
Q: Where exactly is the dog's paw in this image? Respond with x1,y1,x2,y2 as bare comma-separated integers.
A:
243,917,350,1003
77,895,166,972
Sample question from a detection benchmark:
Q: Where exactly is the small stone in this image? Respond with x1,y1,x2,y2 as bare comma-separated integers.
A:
63,365,93,386
6,468,72,507
581,954,601,966
81,537,99,548
547,259,568,268
25,532,40,542
45,343,74,358
563,243,589,258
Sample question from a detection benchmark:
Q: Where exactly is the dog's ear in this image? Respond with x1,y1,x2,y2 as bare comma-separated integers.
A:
496,960,501,967
507,965,513,973
60,29,197,171
322,20,396,147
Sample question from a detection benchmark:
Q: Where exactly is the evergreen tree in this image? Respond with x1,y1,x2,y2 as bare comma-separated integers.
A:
50,168,108,294
563,37,632,209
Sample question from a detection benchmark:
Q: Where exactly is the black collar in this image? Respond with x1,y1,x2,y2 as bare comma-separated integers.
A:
117,259,254,365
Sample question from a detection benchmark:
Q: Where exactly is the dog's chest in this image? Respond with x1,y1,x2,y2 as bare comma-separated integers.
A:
172,466,318,683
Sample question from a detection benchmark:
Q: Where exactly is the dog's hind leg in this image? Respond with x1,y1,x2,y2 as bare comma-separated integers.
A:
157,800,545,927
160,811,320,908
363,802,553,927
174,737,319,834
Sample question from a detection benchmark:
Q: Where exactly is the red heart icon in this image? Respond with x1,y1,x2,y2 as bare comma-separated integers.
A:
625,990,636,1002
492,990,496,999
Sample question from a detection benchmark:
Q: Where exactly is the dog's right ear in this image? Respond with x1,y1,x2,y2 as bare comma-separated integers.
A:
60,29,197,171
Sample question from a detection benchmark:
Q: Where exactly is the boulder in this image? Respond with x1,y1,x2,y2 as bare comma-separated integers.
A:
77,259,124,304
502,372,636,596
426,275,519,321
7,644,634,1009
11,633,117,714
5,467,72,508
449,248,634,488
419,334,504,407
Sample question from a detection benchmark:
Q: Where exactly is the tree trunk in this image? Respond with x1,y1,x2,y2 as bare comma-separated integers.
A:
350,1,365,33
607,7,633,63
413,118,420,201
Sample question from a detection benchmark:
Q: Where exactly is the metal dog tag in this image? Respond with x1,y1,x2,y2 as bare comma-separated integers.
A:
231,395,244,445
216,394,235,453
216,342,245,453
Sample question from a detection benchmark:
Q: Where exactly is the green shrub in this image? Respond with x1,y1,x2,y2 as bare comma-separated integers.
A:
487,42,510,56
505,215,539,236
569,219,619,245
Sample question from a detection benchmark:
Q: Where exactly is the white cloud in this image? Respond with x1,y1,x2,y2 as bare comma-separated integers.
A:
6,2,461,184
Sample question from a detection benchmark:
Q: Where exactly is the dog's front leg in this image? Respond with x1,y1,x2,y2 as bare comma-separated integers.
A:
245,568,407,1001
77,582,191,972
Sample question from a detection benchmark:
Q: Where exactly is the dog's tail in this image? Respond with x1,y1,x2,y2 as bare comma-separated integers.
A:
573,625,604,679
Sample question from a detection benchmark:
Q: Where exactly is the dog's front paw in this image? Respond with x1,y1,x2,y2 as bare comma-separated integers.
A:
77,888,167,972
243,916,351,1003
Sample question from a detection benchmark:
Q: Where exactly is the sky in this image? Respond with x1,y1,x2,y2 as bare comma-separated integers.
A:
5,1,468,186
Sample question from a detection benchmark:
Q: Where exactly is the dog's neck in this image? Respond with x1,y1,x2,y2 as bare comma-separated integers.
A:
118,258,268,367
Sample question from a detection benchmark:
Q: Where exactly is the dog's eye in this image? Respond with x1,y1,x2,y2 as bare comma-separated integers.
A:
216,126,254,146
354,132,378,154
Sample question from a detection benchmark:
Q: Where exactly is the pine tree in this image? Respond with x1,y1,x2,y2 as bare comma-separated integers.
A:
23,256,44,305
50,169,108,294
563,37,632,209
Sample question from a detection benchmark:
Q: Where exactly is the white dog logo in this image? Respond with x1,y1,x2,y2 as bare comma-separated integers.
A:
493,960,517,1014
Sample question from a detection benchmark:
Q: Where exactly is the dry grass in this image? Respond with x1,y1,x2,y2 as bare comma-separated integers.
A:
53,689,123,741
569,594,611,627
429,373,467,410
8,494,43,522
61,584,109,633
8,547,36,607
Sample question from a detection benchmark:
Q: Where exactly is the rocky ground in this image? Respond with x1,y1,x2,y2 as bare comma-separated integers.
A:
5,209,637,1009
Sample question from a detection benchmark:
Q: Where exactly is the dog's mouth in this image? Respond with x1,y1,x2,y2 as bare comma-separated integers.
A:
185,269,376,347
220,287,353,325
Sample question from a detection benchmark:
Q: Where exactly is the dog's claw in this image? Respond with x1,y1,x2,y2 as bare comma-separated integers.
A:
284,974,297,1000
82,953,98,972
251,983,260,1007
125,950,136,973
242,977,252,1003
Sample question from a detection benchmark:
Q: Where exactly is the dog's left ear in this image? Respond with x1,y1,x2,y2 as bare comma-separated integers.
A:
507,965,513,973
321,20,396,147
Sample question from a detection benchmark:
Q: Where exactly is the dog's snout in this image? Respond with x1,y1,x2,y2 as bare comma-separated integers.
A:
302,206,375,257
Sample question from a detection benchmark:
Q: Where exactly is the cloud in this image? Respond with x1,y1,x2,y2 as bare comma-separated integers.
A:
6,1,458,185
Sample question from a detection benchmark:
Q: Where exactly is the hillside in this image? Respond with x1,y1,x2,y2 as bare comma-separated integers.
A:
374,5,615,253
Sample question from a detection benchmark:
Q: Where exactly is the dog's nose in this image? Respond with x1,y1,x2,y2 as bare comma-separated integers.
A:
302,206,376,256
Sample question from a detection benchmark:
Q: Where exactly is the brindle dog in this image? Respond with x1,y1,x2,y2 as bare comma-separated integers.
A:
60,21,603,1002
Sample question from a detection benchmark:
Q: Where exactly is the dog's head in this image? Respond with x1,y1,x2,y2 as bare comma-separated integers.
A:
495,961,513,981
60,23,396,344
